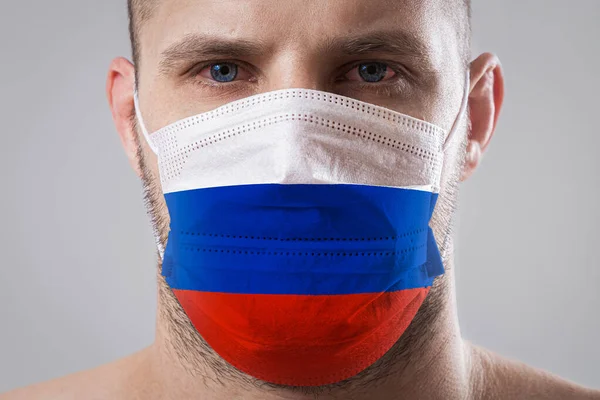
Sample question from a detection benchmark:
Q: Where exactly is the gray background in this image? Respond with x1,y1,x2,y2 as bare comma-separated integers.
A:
0,0,598,393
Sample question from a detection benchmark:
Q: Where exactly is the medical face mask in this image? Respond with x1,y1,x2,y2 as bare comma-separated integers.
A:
134,80,468,387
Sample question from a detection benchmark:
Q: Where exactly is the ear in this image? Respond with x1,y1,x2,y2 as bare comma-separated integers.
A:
461,52,505,181
106,57,142,177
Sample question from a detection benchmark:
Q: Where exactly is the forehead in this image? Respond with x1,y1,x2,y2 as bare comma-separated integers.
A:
141,0,460,71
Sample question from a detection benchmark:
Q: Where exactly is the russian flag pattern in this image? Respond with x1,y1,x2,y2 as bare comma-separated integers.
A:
145,89,448,386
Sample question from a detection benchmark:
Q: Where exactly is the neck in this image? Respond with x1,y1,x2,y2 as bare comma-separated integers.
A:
145,262,475,400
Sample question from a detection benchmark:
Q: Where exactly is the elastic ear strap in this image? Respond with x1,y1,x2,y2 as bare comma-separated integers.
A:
442,71,471,152
133,89,160,155
133,84,164,260
438,72,470,261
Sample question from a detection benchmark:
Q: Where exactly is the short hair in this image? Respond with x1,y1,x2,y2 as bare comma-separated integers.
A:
127,0,158,80
128,0,471,79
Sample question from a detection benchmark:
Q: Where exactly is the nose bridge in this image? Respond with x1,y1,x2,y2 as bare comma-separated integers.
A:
264,46,330,92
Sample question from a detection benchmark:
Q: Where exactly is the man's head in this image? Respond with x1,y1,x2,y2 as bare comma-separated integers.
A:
107,0,503,392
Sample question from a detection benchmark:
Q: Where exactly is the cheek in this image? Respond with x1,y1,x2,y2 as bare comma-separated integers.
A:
429,130,467,245
418,88,457,130
440,127,468,196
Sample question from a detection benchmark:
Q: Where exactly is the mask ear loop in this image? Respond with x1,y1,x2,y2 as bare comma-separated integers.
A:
442,71,471,152
133,80,165,260
133,86,160,155
438,71,470,261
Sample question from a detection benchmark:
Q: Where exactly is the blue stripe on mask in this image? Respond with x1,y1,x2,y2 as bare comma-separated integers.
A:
162,184,444,295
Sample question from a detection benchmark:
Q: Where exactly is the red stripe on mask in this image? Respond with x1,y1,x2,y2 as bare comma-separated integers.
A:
172,287,429,386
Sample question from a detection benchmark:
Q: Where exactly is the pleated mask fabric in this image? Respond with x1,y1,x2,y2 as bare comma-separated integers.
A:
134,82,468,386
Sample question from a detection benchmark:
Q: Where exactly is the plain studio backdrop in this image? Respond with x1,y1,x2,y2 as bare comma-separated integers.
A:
0,0,598,393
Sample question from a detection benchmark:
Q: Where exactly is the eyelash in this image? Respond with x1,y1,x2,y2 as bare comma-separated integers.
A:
340,61,405,82
189,60,409,89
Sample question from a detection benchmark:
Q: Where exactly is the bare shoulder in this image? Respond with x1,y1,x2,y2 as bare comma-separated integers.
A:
0,348,153,400
469,343,600,400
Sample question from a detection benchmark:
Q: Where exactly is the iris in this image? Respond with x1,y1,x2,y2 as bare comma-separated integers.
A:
210,63,238,82
358,62,388,83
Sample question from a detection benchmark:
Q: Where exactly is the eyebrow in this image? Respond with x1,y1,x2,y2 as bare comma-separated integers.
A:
158,33,271,75
320,30,434,70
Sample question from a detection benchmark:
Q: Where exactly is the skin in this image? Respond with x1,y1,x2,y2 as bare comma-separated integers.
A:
2,0,600,399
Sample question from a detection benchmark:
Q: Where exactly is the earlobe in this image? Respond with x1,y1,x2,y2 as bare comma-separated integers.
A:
106,57,142,177
461,53,505,181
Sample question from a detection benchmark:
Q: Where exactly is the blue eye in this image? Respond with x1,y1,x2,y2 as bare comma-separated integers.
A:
358,62,388,83
210,63,238,82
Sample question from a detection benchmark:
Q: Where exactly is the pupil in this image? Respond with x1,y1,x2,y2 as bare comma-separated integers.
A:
359,62,387,83
220,65,230,75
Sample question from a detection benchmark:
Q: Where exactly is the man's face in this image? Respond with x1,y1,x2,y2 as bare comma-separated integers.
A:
109,0,488,387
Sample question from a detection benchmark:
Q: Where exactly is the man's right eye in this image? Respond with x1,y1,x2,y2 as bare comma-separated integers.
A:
198,62,250,83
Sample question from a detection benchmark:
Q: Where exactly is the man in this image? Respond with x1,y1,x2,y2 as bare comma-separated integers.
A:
2,0,599,399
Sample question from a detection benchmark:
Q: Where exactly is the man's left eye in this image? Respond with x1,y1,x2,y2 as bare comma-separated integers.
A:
345,62,396,83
